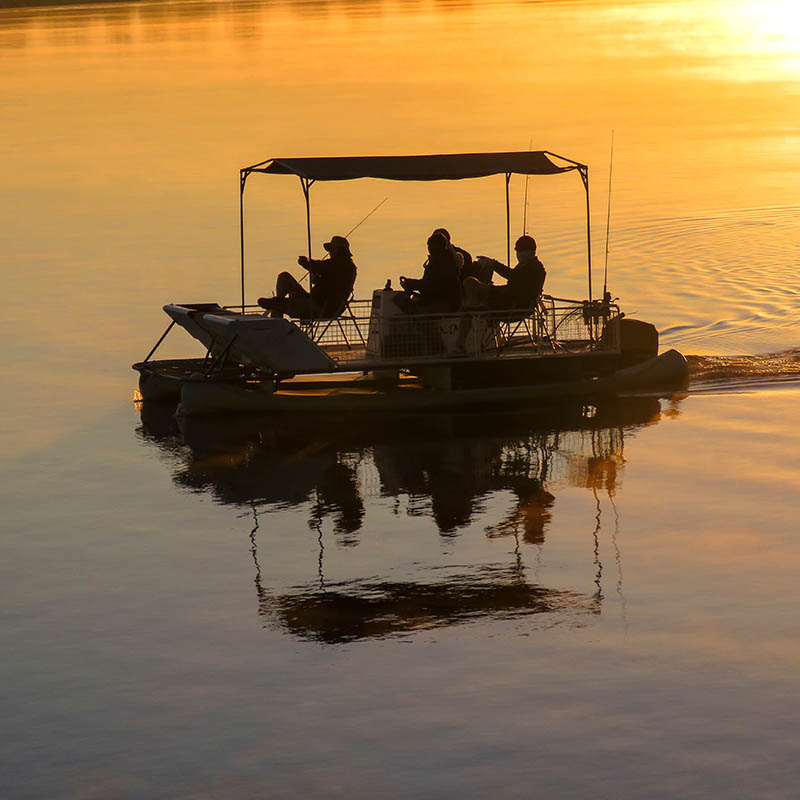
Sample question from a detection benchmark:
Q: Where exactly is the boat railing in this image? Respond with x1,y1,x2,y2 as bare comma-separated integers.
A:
289,296,620,367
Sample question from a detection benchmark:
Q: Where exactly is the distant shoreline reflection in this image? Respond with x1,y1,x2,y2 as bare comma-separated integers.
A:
137,398,667,642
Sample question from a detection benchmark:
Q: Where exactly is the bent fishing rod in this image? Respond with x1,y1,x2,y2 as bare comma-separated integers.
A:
298,196,389,282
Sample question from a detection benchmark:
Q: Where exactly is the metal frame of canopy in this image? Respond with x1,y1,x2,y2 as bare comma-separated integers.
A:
237,151,592,313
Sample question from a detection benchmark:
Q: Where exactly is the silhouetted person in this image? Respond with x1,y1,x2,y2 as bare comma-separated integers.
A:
398,231,461,313
258,235,356,319
462,234,545,310
431,227,486,283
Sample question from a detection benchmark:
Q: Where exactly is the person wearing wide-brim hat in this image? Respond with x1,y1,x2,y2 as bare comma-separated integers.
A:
258,235,356,319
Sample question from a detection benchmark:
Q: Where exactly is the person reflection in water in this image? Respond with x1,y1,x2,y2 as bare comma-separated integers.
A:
428,451,479,534
310,460,364,546
485,478,555,545
372,432,500,535
258,235,356,319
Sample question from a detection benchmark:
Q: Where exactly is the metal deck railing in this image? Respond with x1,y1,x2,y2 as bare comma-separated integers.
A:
291,296,621,368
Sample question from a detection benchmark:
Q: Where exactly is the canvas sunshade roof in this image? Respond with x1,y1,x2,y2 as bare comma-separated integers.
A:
245,151,581,182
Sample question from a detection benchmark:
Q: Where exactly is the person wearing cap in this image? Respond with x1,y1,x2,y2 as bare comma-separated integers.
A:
453,235,545,353
258,235,357,319
397,231,462,313
462,234,545,310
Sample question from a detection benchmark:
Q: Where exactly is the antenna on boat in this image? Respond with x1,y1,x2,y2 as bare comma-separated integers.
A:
522,138,532,234
602,130,615,301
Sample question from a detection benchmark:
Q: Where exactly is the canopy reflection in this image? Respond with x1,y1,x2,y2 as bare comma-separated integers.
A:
257,566,593,645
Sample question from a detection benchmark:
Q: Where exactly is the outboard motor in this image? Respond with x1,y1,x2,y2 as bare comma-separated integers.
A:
602,317,659,368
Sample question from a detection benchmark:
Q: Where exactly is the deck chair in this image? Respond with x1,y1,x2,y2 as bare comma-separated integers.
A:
298,293,366,351
491,296,555,354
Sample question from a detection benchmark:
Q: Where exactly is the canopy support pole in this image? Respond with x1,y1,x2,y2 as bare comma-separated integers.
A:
579,166,592,301
300,177,315,261
505,172,511,268
239,168,249,313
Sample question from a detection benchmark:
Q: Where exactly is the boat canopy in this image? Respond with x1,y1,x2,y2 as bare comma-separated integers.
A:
243,151,582,182
237,150,593,312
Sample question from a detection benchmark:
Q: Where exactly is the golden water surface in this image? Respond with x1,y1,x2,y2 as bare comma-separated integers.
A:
2,2,800,798
3,0,800,451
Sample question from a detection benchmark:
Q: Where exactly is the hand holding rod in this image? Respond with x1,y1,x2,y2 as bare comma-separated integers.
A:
298,197,388,283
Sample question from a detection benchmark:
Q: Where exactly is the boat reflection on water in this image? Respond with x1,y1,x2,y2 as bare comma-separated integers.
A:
137,397,666,642
260,567,589,645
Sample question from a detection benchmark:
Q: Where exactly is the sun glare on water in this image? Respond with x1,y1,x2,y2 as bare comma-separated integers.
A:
639,0,800,81
724,0,800,77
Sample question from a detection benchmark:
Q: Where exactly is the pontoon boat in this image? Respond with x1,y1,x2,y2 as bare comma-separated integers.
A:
133,151,687,415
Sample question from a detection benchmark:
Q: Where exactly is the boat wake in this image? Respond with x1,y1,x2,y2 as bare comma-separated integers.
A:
594,204,800,356
687,348,800,393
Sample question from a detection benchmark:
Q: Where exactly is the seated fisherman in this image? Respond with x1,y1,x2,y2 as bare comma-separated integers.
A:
462,234,545,310
397,231,462,313
430,228,470,279
433,227,493,284
453,235,545,354
258,235,356,319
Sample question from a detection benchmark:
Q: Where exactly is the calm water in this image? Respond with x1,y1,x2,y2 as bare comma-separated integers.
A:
2,0,800,797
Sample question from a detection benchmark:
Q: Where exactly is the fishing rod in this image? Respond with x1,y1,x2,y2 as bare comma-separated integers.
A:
299,196,389,282
603,130,615,301
345,196,388,238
